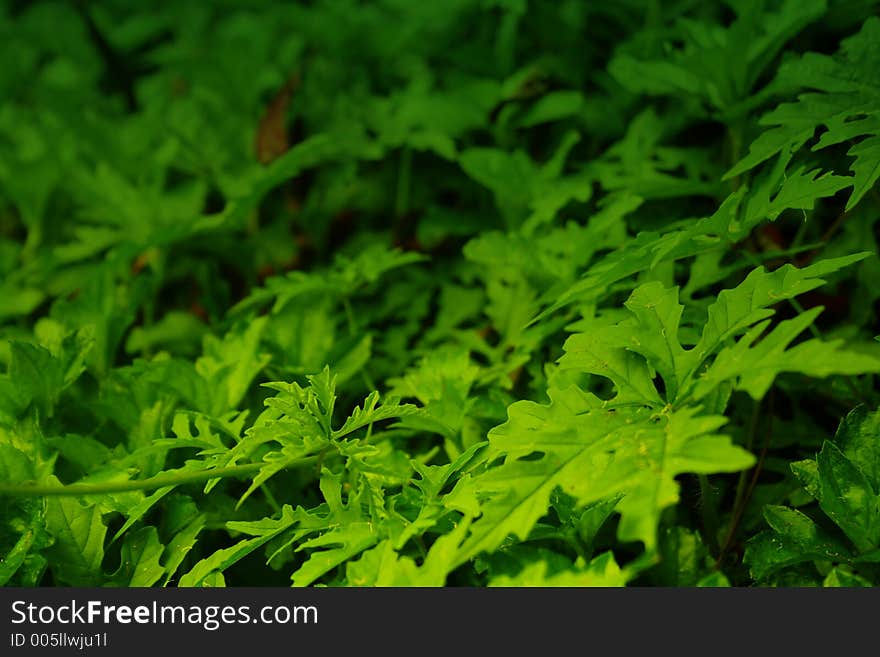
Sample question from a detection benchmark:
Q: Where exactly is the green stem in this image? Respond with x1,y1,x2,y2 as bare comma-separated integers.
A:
0,426,405,498
716,398,762,565
698,474,720,555
0,456,318,498
260,483,282,514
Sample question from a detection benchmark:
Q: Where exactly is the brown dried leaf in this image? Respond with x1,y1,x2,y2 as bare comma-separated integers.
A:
255,73,300,165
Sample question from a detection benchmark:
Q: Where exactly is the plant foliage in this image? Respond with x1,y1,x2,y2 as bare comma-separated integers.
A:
1,0,879,587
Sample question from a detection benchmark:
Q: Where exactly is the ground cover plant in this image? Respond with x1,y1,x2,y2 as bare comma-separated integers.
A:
1,0,879,588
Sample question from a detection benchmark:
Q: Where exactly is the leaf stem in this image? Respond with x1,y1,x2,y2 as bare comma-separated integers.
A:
0,456,319,498
698,474,720,555
716,397,762,564
260,483,283,514
716,391,774,569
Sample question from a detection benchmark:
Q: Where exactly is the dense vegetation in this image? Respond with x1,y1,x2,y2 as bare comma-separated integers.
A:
1,0,879,587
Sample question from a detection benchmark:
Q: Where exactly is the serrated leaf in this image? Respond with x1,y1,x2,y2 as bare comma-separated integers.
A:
289,473,380,586
232,245,425,316
694,310,880,401
454,386,752,562
726,18,880,210
291,522,378,587
43,488,108,586
489,551,627,586
563,256,874,408
333,391,418,439
179,506,297,586
744,505,852,581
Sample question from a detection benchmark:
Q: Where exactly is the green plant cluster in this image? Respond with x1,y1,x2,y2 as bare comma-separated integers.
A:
1,0,879,587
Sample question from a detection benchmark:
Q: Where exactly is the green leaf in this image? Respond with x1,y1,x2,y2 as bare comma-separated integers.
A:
2,0,879,592
586,109,720,200
823,566,873,587
816,441,880,552
7,342,64,417
791,459,820,499
691,255,869,367
196,317,270,414
604,0,828,115
289,473,379,586
654,527,716,586
125,311,208,356
489,551,627,586
744,506,852,581
544,208,864,322
458,132,592,229
697,572,730,587
111,487,175,543
232,245,426,316
454,386,752,562
333,391,419,439
0,445,34,482
0,497,46,586
291,522,378,587
348,517,471,586
162,515,206,586
517,90,585,128
726,18,880,210
563,256,875,408
388,348,482,441
560,322,663,407
112,526,165,586
179,506,298,587
693,309,880,401
833,405,880,490
43,488,108,586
